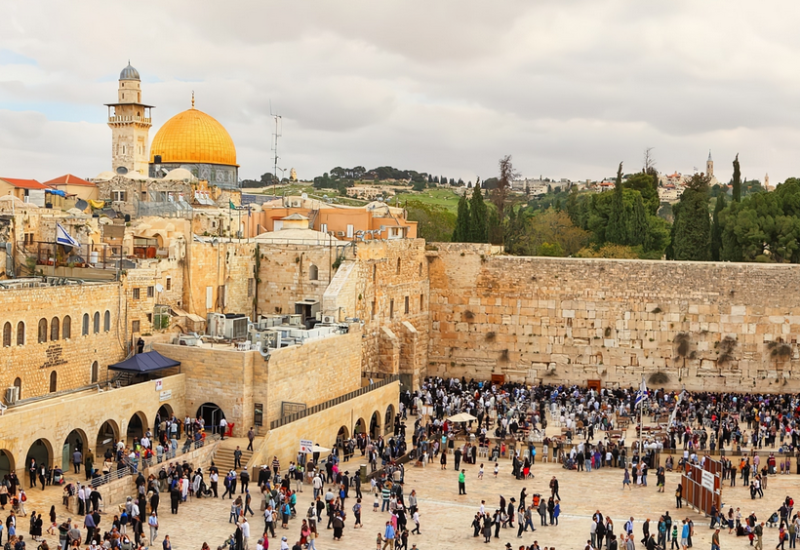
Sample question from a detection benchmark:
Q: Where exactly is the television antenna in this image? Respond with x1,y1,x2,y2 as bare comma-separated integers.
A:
270,101,282,195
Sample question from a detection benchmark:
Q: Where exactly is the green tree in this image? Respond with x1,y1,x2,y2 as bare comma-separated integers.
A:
406,200,456,242
605,163,627,245
625,172,660,215
672,174,711,261
452,194,470,242
711,194,726,261
732,154,742,203
628,193,648,246
468,185,488,243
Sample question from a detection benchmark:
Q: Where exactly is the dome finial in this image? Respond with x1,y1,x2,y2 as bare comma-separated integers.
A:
191,91,195,109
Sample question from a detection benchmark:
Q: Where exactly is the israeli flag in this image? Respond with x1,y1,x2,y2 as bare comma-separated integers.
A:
56,223,80,248
635,377,648,408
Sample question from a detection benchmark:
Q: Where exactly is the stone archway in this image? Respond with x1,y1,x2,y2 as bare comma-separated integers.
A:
384,404,395,435
155,404,174,441
126,411,148,446
0,449,14,479
196,403,226,435
353,417,366,436
370,411,382,439
62,428,89,473
25,438,54,481
336,425,349,447
96,420,119,459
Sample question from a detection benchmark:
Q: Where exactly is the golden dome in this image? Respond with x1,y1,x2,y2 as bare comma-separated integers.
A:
150,106,237,166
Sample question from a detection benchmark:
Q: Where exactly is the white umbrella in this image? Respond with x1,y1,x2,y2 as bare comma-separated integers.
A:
448,412,477,423
311,444,331,453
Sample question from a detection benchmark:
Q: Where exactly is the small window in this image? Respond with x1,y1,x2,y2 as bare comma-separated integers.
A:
49,371,57,393
396,258,401,274
93,312,100,334
132,288,140,300
91,361,99,384
389,299,394,319
50,317,60,341
404,296,409,314
38,318,47,344
132,320,140,333
16,321,24,345
248,278,255,298
309,264,318,281
166,277,172,291
62,316,71,339
2,322,10,347
147,286,154,298
419,263,423,277
13,377,21,399
82,314,89,336
111,190,127,202
420,294,424,311
104,311,111,332
373,265,377,283
146,313,153,323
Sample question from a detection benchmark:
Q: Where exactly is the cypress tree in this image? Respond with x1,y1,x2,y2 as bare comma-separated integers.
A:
673,174,711,261
452,194,470,242
732,154,742,202
605,163,627,245
710,194,726,261
629,192,648,246
468,185,488,243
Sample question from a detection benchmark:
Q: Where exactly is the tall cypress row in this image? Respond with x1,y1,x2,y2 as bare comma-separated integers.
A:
468,185,488,243
605,163,627,245
452,194,470,242
732,154,742,203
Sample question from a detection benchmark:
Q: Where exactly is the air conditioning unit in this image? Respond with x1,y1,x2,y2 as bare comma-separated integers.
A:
5,386,19,405
315,312,322,321
207,313,250,339
322,315,336,324
288,314,302,326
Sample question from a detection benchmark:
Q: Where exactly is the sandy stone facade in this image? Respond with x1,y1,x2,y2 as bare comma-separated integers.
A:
0,281,127,399
426,243,800,392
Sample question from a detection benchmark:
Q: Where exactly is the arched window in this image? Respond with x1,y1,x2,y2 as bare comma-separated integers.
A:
93,312,100,334
82,314,89,336
50,317,60,341
13,377,21,399
16,322,25,345
309,264,319,281
91,361,99,384
104,311,111,332
49,371,57,393
2,322,10,347
38,318,47,344
62,316,71,339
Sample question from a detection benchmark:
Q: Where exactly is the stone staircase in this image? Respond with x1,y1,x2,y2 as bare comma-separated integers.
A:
211,437,259,473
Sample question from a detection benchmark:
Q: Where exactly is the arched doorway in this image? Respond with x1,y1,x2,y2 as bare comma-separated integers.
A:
370,411,381,439
62,429,88,472
196,403,226,434
384,405,395,435
336,426,349,448
353,417,366,436
96,420,119,458
127,412,148,445
0,449,14,479
155,404,173,440
25,439,53,477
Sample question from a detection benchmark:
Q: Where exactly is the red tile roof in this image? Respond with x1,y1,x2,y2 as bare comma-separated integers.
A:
43,174,96,187
0,177,51,190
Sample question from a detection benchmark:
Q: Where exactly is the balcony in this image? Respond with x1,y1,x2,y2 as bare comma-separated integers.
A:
108,115,152,124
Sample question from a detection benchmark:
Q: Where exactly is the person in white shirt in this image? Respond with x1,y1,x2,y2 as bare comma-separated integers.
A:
239,517,250,550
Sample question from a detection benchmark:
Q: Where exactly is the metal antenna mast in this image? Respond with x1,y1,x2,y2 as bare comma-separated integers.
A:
270,101,282,195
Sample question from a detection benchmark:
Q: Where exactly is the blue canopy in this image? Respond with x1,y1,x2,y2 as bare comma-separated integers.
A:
108,350,180,373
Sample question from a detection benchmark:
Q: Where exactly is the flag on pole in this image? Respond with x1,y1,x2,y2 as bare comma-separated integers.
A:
55,223,80,248
635,377,648,408
229,200,237,210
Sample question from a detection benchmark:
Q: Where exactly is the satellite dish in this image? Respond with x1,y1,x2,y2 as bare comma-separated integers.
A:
155,283,164,293
116,166,128,175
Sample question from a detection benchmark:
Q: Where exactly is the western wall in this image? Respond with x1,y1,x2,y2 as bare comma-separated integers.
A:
425,243,800,392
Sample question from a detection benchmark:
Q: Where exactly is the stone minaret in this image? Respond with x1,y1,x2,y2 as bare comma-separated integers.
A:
106,62,153,175
706,150,714,178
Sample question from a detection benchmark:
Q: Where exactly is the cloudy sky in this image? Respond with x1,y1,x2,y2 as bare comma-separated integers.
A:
1,1,799,184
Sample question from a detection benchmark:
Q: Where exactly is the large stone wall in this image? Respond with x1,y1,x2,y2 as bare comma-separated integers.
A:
427,243,800,392
0,282,127,398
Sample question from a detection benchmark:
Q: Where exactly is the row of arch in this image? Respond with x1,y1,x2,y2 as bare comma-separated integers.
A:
335,404,395,444
2,311,112,347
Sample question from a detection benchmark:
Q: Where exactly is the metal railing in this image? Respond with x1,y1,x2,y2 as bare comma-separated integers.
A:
270,374,400,430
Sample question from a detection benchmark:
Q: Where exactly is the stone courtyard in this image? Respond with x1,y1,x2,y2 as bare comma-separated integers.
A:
13,426,798,550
